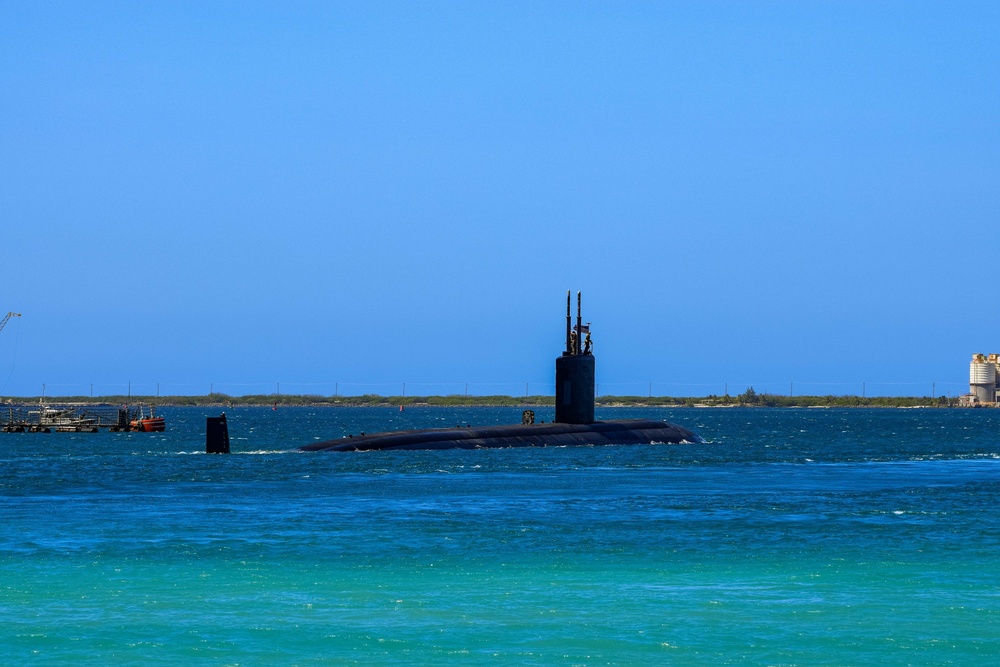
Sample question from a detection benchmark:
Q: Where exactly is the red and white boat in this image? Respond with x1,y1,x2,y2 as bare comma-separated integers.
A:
130,406,165,432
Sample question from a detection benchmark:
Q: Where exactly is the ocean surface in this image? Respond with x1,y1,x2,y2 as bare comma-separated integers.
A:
3,406,999,665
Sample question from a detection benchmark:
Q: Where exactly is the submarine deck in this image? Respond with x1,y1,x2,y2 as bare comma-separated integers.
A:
300,419,701,452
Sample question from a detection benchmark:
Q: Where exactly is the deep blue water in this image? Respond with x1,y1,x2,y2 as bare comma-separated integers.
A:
3,406,1000,665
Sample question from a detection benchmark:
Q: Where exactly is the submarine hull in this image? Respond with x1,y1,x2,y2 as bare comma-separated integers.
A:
300,419,702,452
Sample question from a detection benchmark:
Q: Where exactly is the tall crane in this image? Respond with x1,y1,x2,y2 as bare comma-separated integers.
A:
0,311,21,334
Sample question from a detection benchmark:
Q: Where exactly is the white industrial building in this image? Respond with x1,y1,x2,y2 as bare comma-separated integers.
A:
966,354,1000,406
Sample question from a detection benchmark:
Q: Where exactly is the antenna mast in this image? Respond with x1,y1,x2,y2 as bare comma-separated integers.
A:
576,292,583,355
565,290,572,355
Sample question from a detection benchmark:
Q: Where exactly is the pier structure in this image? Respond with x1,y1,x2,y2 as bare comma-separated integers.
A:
1,403,162,433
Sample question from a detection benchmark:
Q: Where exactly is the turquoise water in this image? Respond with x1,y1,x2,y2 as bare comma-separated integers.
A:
3,407,1000,665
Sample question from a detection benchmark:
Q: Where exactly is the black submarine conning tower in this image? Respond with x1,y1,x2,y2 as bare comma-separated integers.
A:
554,290,595,424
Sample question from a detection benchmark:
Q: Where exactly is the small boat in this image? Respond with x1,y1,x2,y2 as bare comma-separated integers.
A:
35,405,99,431
131,416,165,432
130,406,165,432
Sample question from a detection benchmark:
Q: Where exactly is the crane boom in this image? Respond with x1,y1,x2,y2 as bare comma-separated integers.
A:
0,311,21,334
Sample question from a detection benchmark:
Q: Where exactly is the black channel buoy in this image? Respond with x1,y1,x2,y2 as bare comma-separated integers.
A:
206,413,230,454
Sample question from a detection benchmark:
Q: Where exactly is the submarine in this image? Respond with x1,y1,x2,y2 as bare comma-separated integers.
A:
301,291,701,452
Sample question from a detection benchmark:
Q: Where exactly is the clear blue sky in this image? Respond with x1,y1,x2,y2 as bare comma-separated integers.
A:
2,2,997,398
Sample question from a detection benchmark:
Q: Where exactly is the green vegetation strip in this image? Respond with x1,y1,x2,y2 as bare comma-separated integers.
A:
0,388,955,408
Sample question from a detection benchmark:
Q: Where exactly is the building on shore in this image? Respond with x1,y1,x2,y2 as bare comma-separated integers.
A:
961,354,1000,406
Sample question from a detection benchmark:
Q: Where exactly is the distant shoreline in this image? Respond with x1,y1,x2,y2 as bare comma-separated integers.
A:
0,393,962,409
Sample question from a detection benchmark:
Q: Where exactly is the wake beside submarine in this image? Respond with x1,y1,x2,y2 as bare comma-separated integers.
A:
301,291,701,452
